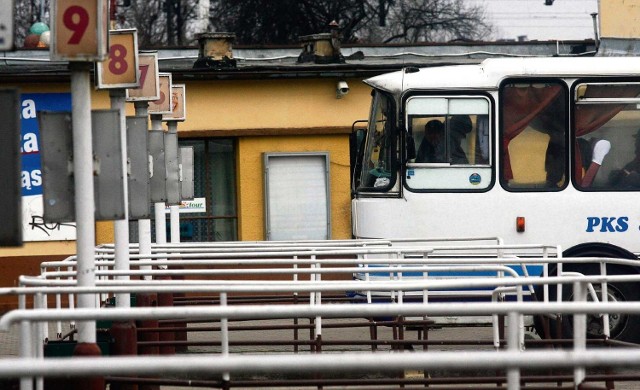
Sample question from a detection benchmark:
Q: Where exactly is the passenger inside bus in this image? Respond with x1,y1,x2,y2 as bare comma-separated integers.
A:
449,115,472,164
609,129,640,188
544,133,564,187
416,120,445,163
577,138,611,187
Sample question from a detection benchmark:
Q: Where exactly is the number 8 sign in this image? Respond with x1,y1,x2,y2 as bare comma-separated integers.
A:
51,0,108,61
96,29,139,89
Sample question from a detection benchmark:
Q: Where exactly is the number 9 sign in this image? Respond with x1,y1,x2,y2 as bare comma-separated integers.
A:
51,0,108,61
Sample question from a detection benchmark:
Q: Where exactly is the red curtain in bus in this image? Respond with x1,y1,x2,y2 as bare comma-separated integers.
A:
502,84,562,180
573,84,640,135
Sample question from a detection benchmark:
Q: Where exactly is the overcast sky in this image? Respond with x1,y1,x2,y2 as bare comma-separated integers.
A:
473,0,598,41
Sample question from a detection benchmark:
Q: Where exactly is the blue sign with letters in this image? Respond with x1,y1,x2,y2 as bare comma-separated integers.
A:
20,93,72,196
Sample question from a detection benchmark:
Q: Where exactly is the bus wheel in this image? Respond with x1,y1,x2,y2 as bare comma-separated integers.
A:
566,282,632,339
533,243,640,343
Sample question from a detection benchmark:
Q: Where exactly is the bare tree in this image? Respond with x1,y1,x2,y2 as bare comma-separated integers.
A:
163,0,201,45
116,1,166,47
116,0,202,47
210,0,307,45
209,0,383,45
209,0,491,45
382,0,492,43
12,0,490,49
296,1,377,43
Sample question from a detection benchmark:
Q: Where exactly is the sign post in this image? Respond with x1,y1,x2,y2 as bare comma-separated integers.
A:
96,29,139,309
126,51,160,280
125,52,165,359
148,72,173,255
135,70,174,357
163,84,186,244
51,0,108,378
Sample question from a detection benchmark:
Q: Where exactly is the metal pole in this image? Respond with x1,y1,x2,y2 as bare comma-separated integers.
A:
507,312,521,390
167,122,180,244
19,309,33,390
70,62,96,343
573,281,587,386
150,114,167,258
220,292,230,382
169,206,180,243
111,90,130,308
134,102,152,280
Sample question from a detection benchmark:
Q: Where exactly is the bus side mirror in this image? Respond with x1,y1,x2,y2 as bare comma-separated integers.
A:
350,120,368,193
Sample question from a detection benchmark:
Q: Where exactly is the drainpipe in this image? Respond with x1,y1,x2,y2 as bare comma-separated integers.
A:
591,12,600,52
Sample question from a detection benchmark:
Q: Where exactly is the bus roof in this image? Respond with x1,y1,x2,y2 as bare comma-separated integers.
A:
364,57,640,96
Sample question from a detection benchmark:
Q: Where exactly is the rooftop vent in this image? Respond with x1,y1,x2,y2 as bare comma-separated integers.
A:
298,22,345,64
193,32,237,70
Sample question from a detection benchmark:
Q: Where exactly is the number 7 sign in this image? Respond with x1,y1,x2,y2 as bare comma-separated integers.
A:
51,0,108,61
126,52,160,102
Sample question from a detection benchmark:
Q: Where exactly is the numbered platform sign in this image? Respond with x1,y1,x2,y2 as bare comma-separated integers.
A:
148,72,173,114
96,29,139,89
126,51,160,102
163,84,186,122
51,0,108,61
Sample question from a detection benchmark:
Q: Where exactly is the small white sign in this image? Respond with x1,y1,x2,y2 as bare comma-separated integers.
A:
0,5,14,51
23,195,76,241
165,197,206,214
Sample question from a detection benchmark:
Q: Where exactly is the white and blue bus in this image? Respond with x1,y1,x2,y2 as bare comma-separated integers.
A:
351,57,640,342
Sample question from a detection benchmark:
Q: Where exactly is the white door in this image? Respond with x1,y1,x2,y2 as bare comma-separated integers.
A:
264,153,331,241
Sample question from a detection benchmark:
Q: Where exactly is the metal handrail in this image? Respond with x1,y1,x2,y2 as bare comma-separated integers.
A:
11,239,640,390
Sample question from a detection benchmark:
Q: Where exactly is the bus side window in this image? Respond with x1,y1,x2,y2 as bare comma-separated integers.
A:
573,83,640,190
404,97,492,191
500,81,567,191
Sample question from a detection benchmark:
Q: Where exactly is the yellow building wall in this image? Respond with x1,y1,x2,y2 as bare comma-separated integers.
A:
0,75,371,289
237,134,352,241
599,0,640,38
180,78,370,133
179,78,370,242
